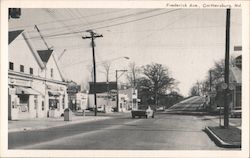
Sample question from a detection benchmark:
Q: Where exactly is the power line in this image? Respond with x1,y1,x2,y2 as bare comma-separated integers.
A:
30,9,164,33
18,9,181,40
16,9,162,34
9,9,131,30
19,24,227,42
59,9,196,69
45,8,82,38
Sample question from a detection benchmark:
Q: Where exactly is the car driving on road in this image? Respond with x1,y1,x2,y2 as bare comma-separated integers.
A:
131,105,154,119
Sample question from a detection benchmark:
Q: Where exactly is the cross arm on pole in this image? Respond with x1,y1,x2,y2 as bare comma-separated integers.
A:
82,36,92,39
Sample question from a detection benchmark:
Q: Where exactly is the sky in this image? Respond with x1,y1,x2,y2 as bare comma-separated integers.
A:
8,8,242,96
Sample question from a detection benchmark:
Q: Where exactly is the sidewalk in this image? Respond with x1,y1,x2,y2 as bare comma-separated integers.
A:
8,114,112,133
205,126,241,148
164,109,208,116
204,115,241,148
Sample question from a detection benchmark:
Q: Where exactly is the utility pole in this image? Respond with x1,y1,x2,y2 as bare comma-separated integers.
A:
224,9,230,128
82,30,103,116
209,70,212,91
197,81,200,96
116,70,118,112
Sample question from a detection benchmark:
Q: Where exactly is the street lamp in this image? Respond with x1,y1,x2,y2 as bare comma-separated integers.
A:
116,69,128,112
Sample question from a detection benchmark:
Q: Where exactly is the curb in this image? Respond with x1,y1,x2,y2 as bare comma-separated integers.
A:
164,111,208,116
9,116,112,133
204,126,241,148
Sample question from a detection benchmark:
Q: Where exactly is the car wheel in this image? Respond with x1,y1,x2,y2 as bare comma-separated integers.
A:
152,115,154,118
145,115,148,119
132,115,135,118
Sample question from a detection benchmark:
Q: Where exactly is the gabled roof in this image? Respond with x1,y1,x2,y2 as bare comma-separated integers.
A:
37,49,53,63
9,30,66,82
37,49,65,81
9,30,23,44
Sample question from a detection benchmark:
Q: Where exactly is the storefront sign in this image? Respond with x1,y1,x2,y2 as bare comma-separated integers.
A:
9,78,31,87
228,84,235,90
208,91,217,97
9,88,16,95
221,83,228,90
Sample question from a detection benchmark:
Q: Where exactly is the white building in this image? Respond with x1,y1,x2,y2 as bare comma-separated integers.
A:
8,30,68,120
88,82,138,112
75,92,88,111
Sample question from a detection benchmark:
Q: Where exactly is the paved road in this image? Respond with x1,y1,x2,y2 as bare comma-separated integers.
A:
167,96,241,129
168,96,205,111
9,113,222,150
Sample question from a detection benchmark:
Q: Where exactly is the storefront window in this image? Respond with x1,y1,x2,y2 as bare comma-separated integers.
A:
34,96,37,109
18,94,29,112
42,101,44,111
49,99,59,110
9,62,14,70
62,95,65,109
57,102,60,111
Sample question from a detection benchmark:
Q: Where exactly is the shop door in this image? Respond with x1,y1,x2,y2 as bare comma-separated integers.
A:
17,94,30,119
18,94,29,112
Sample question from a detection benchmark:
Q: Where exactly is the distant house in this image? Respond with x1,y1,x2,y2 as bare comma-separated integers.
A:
88,82,117,112
213,55,242,111
229,56,242,109
8,30,68,120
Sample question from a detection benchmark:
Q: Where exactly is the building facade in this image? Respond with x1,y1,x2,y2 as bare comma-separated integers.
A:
88,82,117,113
209,55,242,112
88,82,138,112
67,81,81,111
8,30,68,120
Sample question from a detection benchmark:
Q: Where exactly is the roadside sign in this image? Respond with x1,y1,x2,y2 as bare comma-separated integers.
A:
228,83,235,90
221,83,228,90
208,91,217,97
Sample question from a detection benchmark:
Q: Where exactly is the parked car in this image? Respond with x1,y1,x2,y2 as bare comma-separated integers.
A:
156,106,164,111
86,107,94,111
230,107,242,118
216,106,224,114
131,106,154,119
97,106,105,112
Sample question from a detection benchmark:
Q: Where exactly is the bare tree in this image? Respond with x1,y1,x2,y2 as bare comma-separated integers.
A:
101,61,112,112
102,61,111,82
189,81,202,96
87,64,94,82
126,62,141,88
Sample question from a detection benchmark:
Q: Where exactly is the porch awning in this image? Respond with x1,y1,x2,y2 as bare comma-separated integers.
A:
48,91,61,96
16,87,41,95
